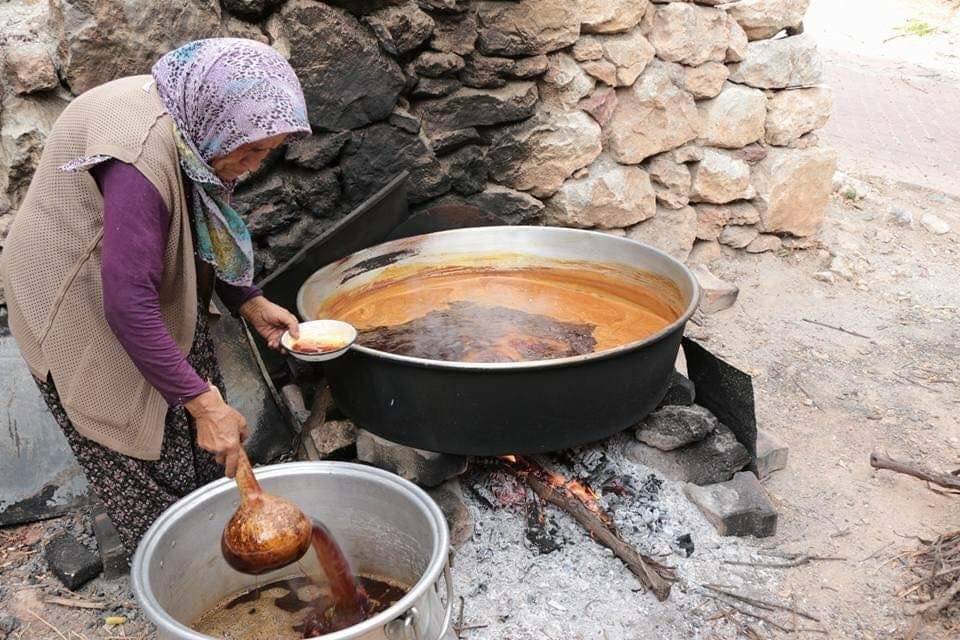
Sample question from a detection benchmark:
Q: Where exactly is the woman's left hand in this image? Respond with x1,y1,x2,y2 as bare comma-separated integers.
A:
240,296,299,350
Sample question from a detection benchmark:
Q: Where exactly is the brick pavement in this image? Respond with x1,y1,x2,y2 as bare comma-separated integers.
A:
819,51,960,196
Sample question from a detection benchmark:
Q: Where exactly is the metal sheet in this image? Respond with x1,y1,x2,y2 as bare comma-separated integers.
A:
0,317,89,526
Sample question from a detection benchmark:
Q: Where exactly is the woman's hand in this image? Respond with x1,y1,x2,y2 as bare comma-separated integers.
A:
240,296,299,350
186,386,249,477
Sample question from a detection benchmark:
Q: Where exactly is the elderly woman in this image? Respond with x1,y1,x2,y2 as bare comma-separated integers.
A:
1,39,310,560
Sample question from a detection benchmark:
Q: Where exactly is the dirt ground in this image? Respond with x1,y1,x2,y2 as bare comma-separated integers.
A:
3,2,960,639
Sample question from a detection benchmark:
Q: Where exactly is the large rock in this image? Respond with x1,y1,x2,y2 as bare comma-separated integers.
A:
476,0,581,56
357,431,467,488
0,92,71,216
626,422,751,485
625,205,697,261
691,264,739,313
430,11,477,56
752,146,837,236
285,132,351,170
578,86,618,127
728,35,823,89
414,51,465,77
685,472,778,537
582,0,648,34
683,62,729,99
697,83,766,149
417,82,538,130
540,53,595,112
488,111,602,198
49,0,222,95
644,152,691,210
222,0,284,20
765,87,833,146
690,149,754,204
648,3,734,66
440,145,489,195
544,155,656,229
3,43,59,95
268,0,405,131
635,405,718,451
364,2,435,55
605,65,700,164
718,224,759,249
434,185,545,224
585,30,656,87
340,122,450,205
727,0,811,41
694,201,759,240
235,168,341,240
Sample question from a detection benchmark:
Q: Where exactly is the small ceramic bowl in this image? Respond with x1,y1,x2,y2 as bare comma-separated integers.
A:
281,320,357,362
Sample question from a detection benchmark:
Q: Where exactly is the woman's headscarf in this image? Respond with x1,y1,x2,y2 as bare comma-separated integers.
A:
63,38,311,287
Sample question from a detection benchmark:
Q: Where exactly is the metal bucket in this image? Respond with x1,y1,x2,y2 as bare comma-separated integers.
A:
131,462,454,640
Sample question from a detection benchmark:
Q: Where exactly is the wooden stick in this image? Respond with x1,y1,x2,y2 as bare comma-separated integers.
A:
870,453,960,491
521,472,674,601
702,584,821,622
44,596,109,610
25,609,69,640
801,318,874,340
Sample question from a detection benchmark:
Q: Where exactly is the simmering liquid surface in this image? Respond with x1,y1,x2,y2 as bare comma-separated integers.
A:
191,575,405,640
317,264,684,362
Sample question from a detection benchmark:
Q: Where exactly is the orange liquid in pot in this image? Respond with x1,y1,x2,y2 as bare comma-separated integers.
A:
316,264,684,363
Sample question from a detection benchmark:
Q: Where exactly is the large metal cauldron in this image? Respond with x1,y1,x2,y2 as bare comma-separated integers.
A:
297,227,700,455
132,462,454,640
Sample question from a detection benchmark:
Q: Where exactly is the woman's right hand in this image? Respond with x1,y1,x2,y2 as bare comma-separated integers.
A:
186,386,249,478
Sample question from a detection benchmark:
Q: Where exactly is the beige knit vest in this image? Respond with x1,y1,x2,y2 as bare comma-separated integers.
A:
2,75,197,460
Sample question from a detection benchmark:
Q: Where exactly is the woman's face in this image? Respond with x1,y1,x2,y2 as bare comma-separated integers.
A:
211,133,289,182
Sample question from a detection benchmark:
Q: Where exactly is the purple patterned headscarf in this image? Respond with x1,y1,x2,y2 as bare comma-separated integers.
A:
150,38,311,286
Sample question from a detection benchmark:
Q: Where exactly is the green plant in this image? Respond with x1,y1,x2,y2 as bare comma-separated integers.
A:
894,18,938,37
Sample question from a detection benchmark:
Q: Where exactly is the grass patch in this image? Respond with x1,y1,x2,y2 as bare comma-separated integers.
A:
894,18,938,37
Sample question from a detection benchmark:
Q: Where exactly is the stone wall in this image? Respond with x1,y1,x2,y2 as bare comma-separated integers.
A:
0,0,835,295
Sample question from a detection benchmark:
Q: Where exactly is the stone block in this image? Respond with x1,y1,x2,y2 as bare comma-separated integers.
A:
543,155,656,229
691,264,738,313
636,404,716,450
364,2,435,55
91,502,128,579
648,3,733,66
309,420,359,461
44,533,102,590
427,479,475,547
658,370,696,407
727,0,811,41
581,0,648,34
728,34,822,89
765,87,833,146
756,430,789,480
697,83,766,149
684,471,778,537
718,224,759,249
690,149,754,205
626,205,697,262
753,146,837,236
476,0,581,56
625,422,750,485
356,431,468,487
417,82,538,129
606,63,700,164
488,111,602,198
4,43,59,95
540,53,595,112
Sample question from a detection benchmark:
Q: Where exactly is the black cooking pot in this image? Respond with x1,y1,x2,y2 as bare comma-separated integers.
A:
296,227,700,456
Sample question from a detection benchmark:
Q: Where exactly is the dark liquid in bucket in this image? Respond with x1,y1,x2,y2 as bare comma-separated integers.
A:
196,522,402,638
190,575,404,639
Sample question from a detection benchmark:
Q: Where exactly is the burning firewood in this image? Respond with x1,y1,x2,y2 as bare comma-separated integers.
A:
500,456,675,601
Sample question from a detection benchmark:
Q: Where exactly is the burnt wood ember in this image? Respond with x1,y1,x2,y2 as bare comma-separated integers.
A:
500,456,675,601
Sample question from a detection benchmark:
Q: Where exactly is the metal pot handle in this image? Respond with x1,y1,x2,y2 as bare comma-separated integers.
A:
438,558,455,637
386,556,455,640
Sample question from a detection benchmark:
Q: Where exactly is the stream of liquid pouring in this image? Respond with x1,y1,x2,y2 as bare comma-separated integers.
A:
298,520,373,636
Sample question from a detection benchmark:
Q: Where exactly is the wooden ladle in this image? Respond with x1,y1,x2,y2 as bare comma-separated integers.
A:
221,450,312,574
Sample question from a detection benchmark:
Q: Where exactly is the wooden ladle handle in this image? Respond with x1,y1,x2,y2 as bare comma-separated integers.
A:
234,448,262,505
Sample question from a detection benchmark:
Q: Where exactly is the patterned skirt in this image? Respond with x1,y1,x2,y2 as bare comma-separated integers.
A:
35,310,225,562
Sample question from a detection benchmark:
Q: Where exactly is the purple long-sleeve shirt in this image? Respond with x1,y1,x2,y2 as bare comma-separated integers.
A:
93,160,262,406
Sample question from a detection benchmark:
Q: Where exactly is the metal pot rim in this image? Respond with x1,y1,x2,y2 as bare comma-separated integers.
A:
131,461,450,640
298,225,702,371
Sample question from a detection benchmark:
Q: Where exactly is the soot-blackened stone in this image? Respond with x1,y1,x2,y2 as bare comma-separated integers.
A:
45,533,102,590
684,472,778,538
658,370,696,407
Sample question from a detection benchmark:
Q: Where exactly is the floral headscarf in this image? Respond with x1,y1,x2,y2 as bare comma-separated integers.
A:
63,38,311,287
